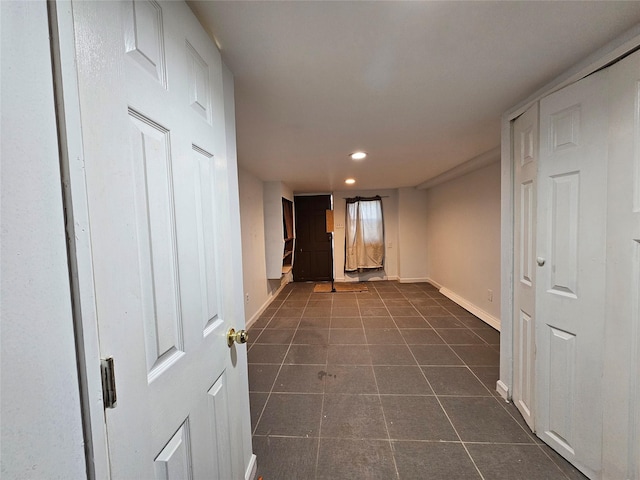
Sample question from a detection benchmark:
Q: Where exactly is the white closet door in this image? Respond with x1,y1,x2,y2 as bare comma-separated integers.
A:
536,69,608,477
512,103,538,430
602,49,640,480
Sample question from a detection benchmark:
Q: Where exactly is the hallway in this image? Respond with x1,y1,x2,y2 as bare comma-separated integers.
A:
247,281,586,479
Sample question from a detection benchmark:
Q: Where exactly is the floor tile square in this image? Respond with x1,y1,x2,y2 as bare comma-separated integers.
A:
417,305,451,316
422,366,492,396
255,393,322,436
440,397,533,443
254,436,318,480
316,438,396,480
393,316,430,328
273,364,325,393
393,441,481,479
362,317,395,328
374,365,433,394
387,306,420,316
409,345,464,365
408,298,440,307
357,298,384,308
369,345,417,365
360,306,390,316
382,395,457,441
469,365,500,392
451,345,500,366
329,328,367,344
284,344,328,365
331,306,360,317
425,316,466,328
320,394,387,439
365,328,405,344
274,306,304,318
299,317,331,328
458,316,493,328
248,364,280,392
332,297,358,307
247,344,289,364
467,444,574,480
303,306,331,317
383,299,412,307
250,316,272,328
254,329,295,344
324,365,377,394
400,328,444,344
436,328,486,345
327,345,372,365
292,328,329,345
330,316,362,328
265,316,300,329
249,392,268,432
472,327,500,345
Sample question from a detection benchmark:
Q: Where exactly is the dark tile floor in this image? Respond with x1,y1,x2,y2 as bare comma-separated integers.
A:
247,281,587,480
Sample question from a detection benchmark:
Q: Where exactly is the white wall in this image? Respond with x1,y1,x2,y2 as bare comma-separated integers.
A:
397,187,429,282
238,169,285,325
425,161,501,327
333,189,399,282
0,1,86,477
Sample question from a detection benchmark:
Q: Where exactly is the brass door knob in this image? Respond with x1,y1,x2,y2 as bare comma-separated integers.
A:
227,328,248,347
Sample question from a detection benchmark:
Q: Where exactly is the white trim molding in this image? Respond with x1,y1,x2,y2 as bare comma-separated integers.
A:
439,287,501,331
398,277,430,284
245,453,257,480
496,380,510,401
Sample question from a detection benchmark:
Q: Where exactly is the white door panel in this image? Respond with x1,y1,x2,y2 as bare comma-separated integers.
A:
512,103,538,429
537,69,608,476
71,1,251,477
602,50,640,480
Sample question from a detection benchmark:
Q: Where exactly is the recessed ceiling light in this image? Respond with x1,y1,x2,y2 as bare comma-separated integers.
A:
345,178,356,185
350,151,367,160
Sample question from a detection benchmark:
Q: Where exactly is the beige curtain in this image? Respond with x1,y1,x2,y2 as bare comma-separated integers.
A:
345,196,384,272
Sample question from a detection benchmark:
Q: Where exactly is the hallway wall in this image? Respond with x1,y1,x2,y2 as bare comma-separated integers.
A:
238,168,286,326
425,161,501,327
1,1,86,476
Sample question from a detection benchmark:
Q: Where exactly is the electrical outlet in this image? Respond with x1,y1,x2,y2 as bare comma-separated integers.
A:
245,293,250,303
487,289,493,302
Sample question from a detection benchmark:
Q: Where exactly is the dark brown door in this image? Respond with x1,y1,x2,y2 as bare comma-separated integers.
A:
293,195,333,282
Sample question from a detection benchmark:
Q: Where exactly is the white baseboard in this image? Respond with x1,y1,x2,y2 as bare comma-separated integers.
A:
245,281,289,330
245,453,257,480
496,380,510,401
425,277,442,290
438,287,501,331
398,277,430,283
336,275,397,283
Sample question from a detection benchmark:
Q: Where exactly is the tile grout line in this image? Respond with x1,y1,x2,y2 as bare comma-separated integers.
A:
399,286,488,480
250,287,302,437
367,283,402,480
312,288,332,480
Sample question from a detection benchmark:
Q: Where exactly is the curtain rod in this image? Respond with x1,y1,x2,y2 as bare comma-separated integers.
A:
341,195,389,199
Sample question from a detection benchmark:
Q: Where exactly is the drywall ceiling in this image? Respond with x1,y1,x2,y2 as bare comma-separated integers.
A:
188,1,640,193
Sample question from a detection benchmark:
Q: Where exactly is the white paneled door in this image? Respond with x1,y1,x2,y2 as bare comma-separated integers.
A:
536,69,608,477
603,50,640,480
70,1,251,478
512,104,538,430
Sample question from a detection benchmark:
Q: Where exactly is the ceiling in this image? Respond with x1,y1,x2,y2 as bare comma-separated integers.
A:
188,1,640,193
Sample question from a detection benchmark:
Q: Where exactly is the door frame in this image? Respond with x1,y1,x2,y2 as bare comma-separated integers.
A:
498,24,640,402
49,2,110,478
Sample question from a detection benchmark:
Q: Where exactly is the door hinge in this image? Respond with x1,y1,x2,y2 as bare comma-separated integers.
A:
100,357,117,409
